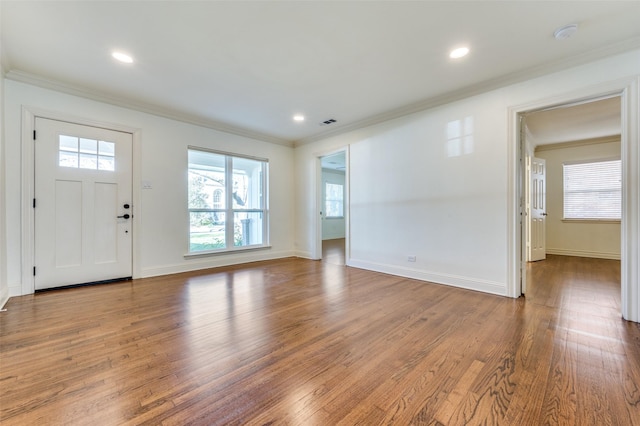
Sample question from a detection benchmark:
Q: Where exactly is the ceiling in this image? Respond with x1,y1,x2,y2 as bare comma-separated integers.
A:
2,1,640,147
525,96,621,147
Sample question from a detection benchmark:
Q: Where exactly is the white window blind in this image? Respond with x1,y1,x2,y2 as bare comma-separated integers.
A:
563,159,621,220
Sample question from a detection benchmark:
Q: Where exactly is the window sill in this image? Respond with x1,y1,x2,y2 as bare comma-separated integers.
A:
184,244,272,259
562,219,621,224
325,216,344,220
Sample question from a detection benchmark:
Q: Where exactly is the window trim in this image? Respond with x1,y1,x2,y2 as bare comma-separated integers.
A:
186,146,269,256
562,157,621,221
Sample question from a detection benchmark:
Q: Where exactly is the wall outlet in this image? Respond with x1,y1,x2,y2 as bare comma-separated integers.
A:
408,255,416,262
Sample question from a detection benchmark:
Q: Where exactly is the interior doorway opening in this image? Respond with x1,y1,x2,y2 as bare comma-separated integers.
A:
519,95,622,297
316,149,348,265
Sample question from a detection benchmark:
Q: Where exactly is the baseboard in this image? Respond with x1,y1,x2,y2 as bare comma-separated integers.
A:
141,249,297,278
0,286,8,310
546,248,621,260
294,250,315,260
348,259,508,297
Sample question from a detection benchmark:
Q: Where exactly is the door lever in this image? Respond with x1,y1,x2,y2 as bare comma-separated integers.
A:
117,214,131,219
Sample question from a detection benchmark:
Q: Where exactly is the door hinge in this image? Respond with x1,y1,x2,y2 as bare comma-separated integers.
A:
33,267,36,276
33,130,36,140
33,198,36,208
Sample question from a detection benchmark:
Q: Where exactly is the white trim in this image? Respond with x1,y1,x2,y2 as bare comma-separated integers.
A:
294,251,314,260
8,39,640,150
0,287,8,310
348,259,507,297
142,249,296,278
296,38,640,147
313,146,350,263
545,248,621,260
20,107,142,295
508,76,639,322
6,70,291,148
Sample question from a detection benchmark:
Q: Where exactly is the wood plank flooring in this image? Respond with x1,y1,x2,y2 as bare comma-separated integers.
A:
1,254,639,425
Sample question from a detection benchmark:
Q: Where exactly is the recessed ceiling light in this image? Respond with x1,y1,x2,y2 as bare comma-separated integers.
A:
293,115,305,122
554,24,578,40
112,51,134,64
449,47,469,59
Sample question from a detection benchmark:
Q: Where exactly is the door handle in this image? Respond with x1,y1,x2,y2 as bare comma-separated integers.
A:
117,214,131,219
542,213,548,216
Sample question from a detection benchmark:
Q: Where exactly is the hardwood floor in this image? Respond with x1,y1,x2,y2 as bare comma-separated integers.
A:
1,255,639,425
322,238,345,266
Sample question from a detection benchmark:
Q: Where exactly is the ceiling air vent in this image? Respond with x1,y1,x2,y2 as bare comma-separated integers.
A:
320,118,337,126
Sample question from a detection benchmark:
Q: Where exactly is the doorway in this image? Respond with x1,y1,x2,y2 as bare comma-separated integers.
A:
520,95,622,295
33,117,133,290
317,149,348,265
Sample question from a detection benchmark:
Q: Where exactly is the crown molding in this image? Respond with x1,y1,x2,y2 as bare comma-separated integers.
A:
294,37,640,147
534,135,621,152
4,70,293,148
5,35,640,150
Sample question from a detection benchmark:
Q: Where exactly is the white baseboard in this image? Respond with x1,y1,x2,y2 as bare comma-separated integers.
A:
141,250,297,278
0,286,8,310
347,258,508,297
546,248,621,260
294,250,315,260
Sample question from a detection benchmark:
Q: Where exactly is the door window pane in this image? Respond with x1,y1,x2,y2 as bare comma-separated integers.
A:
58,135,115,171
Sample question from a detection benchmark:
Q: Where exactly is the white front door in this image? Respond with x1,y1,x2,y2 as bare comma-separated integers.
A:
529,157,547,262
34,118,133,290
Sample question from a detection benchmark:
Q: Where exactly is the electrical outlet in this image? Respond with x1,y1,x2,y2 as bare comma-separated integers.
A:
408,255,416,262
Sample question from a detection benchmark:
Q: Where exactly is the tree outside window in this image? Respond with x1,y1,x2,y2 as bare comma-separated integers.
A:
188,149,268,252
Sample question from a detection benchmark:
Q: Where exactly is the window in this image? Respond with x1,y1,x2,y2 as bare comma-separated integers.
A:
563,159,621,220
188,148,268,253
59,135,115,171
325,182,344,218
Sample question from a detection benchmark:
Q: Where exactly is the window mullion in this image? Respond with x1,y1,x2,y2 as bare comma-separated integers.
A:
225,156,234,248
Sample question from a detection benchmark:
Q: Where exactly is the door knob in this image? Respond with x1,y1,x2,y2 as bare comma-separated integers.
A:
542,213,548,216
117,214,131,219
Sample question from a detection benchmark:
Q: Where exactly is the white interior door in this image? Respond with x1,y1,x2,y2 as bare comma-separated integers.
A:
529,157,547,262
34,118,133,290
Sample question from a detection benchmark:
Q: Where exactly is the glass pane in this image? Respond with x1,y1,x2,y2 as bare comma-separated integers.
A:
79,138,98,154
325,183,344,217
232,157,263,209
190,212,226,251
234,212,263,247
59,151,78,168
188,151,226,209
59,135,78,152
99,141,115,156
79,153,97,169
98,155,115,171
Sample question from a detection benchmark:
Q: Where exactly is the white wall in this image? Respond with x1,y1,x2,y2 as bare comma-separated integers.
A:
294,49,640,303
4,80,295,296
322,169,346,240
536,139,621,259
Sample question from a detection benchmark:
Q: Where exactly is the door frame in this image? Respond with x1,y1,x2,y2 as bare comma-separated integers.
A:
508,76,639,322
312,146,350,263
20,107,142,295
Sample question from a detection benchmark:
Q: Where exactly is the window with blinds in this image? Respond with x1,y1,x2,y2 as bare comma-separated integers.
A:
563,159,621,220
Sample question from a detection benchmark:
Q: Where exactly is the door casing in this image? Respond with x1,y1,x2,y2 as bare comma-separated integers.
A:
21,107,142,295
509,77,639,322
